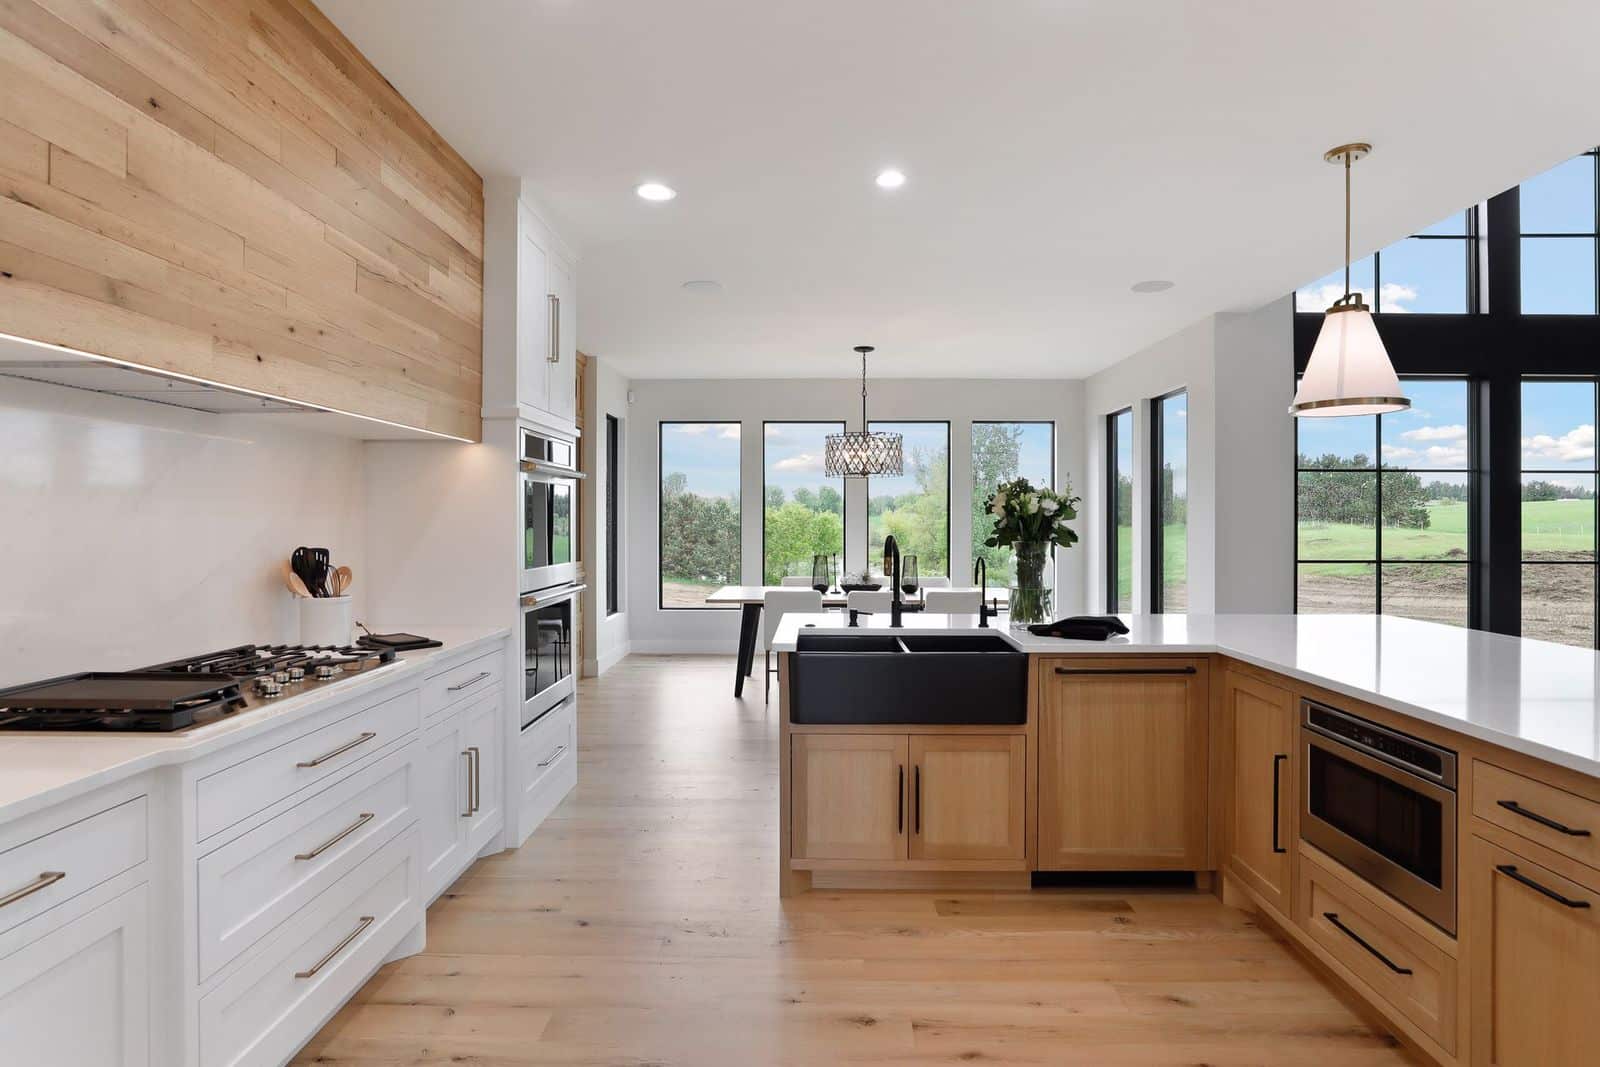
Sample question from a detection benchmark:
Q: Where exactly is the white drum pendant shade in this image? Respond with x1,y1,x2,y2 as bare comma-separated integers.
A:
1289,303,1409,417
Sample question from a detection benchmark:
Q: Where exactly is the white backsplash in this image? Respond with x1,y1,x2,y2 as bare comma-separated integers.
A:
0,377,366,687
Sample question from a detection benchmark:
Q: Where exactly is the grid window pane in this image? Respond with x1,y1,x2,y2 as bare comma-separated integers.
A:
1521,237,1596,314
1519,154,1596,234
1381,380,1471,469
1378,238,1469,313
1298,413,1376,469
1381,564,1469,627
1415,212,1469,237
1297,472,1377,560
1521,380,1597,470
1382,472,1468,560
1295,255,1375,313
972,422,1053,586
868,422,950,577
1521,474,1595,561
1521,564,1596,648
1110,410,1133,612
1297,563,1376,614
659,422,741,608
1154,394,1187,612
763,422,844,584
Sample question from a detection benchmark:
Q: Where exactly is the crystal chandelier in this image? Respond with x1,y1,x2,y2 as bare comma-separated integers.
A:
825,346,903,477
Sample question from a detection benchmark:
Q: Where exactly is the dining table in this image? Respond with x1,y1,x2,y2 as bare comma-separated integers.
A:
705,584,1006,697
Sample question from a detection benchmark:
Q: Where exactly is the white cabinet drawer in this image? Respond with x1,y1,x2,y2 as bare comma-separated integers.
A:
422,648,503,720
197,744,417,980
196,688,419,841
0,798,147,937
520,695,574,798
199,827,418,1067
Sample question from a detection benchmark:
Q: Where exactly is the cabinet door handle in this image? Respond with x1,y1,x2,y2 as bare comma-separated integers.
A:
297,731,376,768
897,764,904,834
295,812,374,861
1496,864,1592,909
460,750,474,817
468,746,482,814
295,915,375,979
547,293,560,363
538,744,568,768
448,671,491,693
0,870,65,910
1322,912,1413,975
1271,754,1288,854
1054,666,1196,676
1496,800,1591,837
914,765,922,835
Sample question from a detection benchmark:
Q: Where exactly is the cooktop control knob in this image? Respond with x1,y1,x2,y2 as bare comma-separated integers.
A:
273,671,291,685
255,677,283,698
287,667,305,681
314,664,339,681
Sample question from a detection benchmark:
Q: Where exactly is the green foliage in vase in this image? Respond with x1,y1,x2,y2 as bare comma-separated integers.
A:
981,477,1081,551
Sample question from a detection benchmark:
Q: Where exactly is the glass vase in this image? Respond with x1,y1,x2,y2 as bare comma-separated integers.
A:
1009,541,1053,629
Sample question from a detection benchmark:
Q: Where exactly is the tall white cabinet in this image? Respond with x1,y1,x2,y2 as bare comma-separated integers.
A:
510,198,578,425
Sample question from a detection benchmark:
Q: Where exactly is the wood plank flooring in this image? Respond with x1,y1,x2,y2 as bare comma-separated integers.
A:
294,655,1418,1066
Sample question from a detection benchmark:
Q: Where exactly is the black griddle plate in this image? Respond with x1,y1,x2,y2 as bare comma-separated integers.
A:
0,671,241,711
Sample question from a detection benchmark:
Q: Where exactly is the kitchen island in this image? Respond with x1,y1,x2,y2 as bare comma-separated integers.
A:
771,611,1600,1067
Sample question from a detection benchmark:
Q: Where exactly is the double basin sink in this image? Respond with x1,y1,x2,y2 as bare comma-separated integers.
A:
788,630,1027,725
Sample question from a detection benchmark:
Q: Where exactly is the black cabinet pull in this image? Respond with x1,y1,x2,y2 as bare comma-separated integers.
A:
1496,865,1592,909
897,765,904,834
1054,666,1196,676
1271,754,1288,854
1322,912,1412,975
1496,800,1591,837
914,765,921,835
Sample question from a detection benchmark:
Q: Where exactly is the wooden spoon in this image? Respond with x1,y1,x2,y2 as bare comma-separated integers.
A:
282,559,312,598
333,565,353,596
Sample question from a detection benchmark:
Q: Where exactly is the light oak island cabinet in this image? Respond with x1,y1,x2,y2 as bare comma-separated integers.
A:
1225,670,1296,916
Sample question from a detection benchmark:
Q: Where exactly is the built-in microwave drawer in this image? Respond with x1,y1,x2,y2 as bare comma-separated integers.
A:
1472,759,1600,872
195,689,419,842
422,648,504,721
196,743,417,980
198,827,418,1067
0,797,147,937
521,696,574,796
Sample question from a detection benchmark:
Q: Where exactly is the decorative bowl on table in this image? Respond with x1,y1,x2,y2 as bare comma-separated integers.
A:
841,583,883,593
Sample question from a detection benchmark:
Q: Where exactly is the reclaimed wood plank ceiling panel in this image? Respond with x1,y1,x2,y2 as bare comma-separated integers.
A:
0,0,485,441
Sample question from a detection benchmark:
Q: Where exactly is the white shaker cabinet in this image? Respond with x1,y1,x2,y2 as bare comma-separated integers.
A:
545,250,577,423
516,218,552,415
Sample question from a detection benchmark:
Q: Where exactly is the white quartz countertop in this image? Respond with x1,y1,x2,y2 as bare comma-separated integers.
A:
0,626,509,825
772,611,1600,780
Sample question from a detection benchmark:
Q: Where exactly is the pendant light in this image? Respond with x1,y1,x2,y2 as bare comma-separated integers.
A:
1289,143,1410,418
825,346,903,477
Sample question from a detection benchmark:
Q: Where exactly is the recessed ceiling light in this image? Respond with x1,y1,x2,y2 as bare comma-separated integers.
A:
681,280,723,294
875,169,906,190
1131,279,1175,293
636,182,676,202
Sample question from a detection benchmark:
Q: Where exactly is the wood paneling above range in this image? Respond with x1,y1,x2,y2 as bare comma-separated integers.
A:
0,0,485,441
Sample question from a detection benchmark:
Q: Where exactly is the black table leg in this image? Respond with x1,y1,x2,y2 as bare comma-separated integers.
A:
734,603,762,697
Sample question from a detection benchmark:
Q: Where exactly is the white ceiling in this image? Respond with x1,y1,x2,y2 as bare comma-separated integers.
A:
321,0,1600,381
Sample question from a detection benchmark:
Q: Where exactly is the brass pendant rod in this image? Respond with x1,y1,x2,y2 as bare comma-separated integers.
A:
1344,149,1352,300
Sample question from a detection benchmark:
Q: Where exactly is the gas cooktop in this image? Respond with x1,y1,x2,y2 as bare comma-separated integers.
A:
0,643,399,732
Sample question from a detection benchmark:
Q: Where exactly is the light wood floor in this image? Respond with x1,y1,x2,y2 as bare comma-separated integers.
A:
295,655,1418,1065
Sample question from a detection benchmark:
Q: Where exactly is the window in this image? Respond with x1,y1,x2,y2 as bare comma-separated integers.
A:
1294,210,1477,314
1295,379,1472,625
659,422,741,608
1520,151,1597,314
867,421,950,577
763,422,845,583
1520,380,1597,648
1106,409,1133,612
605,414,619,617
971,422,1054,586
1151,391,1187,612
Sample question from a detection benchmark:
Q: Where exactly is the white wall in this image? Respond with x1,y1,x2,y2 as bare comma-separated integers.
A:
1081,297,1294,616
0,377,366,686
582,357,631,675
626,377,1086,653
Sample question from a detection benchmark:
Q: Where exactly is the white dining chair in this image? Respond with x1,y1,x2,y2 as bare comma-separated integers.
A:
925,589,982,613
780,576,815,587
846,589,892,615
763,588,823,703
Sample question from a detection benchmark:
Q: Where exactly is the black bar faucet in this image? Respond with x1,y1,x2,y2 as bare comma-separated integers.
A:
973,557,991,628
884,535,904,628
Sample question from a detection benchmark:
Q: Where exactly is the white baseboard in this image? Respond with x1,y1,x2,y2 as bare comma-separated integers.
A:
584,641,631,677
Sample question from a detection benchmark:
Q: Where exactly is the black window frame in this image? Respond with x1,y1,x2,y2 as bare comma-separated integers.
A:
865,419,953,578
1106,408,1133,613
760,419,848,586
657,419,742,611
1518,147,1600,316
1518,375,1600,646
971,420,1056,586
605,413,620,617
1149,390,1186,613
1294,207,1481,315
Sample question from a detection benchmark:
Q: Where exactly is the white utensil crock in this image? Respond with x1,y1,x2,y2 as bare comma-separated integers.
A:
299,596,353,646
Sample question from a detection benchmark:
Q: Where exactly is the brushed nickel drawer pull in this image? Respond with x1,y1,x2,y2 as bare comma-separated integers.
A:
295,915,374,979
1496,799,1591,837
468,746,482,813
537,744,567,768
294,813,374,861
547,293,560,363
0,871,65,910
447,671,492,693
460,751,474,817
297,732,376,768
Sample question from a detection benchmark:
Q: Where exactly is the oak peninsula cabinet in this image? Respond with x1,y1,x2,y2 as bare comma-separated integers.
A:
1226,670,1297,917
